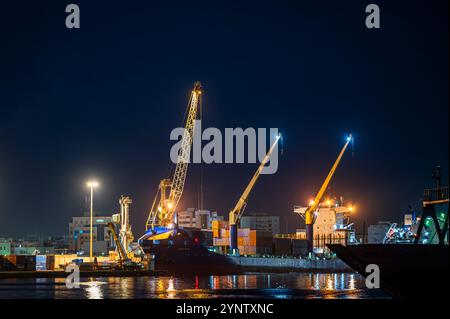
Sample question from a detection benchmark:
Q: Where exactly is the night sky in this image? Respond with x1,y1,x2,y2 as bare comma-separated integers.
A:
0,0,448,237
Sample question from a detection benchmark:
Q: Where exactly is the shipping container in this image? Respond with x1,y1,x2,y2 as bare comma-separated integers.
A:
2,255,36,271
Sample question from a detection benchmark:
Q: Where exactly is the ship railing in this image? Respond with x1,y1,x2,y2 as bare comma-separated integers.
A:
423,186,449,206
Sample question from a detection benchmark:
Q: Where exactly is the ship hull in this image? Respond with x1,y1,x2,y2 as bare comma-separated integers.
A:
140,227,240,275
327,244,449,299
146,244,239,275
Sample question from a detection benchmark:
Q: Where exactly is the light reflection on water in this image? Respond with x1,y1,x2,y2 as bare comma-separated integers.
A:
83,281,105,299
0,272,389,299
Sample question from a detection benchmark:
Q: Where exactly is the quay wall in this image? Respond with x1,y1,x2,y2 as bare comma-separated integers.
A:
229,256,351,272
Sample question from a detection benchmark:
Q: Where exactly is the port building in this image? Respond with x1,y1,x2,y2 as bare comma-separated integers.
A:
68,212,113,255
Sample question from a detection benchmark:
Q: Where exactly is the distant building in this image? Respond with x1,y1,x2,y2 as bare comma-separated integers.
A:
177,208,222,230
240,213,280,236
12,246,37,255
69,214,113,255
43,236,70,250
368,222,391,244
0,242,11,255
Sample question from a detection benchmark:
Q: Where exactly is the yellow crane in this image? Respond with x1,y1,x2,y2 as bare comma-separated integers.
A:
145,82,202,234
108,222,129,263
108,222,143,270
296,135,352,254
228,134,282,253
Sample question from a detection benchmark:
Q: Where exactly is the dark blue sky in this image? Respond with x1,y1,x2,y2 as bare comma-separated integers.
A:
0,0,448,237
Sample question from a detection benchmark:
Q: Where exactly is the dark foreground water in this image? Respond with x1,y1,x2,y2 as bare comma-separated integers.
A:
0,272,389,299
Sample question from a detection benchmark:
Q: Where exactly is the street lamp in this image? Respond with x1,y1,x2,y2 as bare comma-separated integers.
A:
86,180,99,260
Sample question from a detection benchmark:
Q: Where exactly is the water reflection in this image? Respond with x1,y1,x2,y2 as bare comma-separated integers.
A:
84,281,105,299
0,272,389,299
166,278,175,299
349,273,356,290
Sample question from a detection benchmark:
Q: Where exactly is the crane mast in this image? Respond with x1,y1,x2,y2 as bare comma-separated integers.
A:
302,135,352,254
145,82,202,230
229,134,281,252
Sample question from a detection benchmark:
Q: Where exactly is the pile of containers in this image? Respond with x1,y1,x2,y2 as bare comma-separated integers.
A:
212,220,273,255
0,255,36,271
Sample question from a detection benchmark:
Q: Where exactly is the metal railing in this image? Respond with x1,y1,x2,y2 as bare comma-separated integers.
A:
423,186,449,204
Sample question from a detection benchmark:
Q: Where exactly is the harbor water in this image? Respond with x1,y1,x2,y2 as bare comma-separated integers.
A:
0,272,389,299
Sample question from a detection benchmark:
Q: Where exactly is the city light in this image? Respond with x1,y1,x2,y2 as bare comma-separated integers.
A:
86,179,99,260
86,180,99,188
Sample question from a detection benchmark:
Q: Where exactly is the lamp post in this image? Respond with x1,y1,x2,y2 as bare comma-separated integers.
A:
86,180,99,260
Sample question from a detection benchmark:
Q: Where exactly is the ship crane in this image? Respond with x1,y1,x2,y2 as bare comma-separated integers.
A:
143,82,202,239
112,196,134,254
294,135,352,254
228,134,282,253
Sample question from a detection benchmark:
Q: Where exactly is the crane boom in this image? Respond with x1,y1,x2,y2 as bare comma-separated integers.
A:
229,134,281,252
108,222,129,262
229,134,282,225
145,82,202,230
304,134,352,253
168,82,202,220
305,134,352,224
